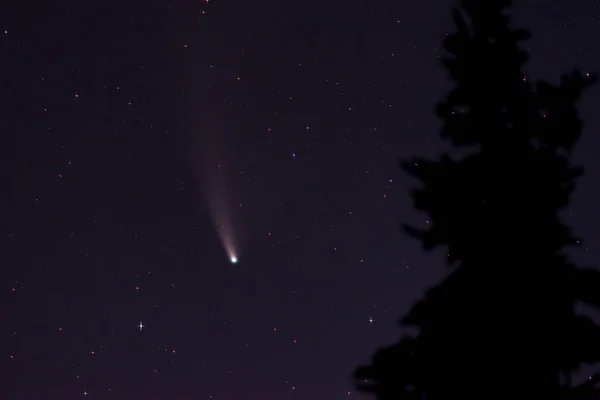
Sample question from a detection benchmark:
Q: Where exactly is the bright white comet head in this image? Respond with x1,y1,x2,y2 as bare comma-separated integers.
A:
220,234,238,264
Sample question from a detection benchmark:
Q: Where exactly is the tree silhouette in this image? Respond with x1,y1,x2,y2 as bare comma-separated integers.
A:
355,0,600,398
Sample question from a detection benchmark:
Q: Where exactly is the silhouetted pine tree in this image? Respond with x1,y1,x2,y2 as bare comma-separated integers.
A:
355,0,600,398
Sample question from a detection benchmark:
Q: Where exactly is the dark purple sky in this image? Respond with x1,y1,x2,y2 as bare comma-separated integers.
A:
2,0,600,398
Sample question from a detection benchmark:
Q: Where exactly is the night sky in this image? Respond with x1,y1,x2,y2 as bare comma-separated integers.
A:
3,0,600,398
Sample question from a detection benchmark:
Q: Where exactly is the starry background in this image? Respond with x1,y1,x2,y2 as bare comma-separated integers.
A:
2,0,600,399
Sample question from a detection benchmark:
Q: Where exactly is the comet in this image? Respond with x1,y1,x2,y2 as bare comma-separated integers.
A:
195,157,243,264
218,228,238,264
185,105,245,264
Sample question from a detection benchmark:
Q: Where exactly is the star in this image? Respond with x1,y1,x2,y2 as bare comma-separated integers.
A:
138,321,145,332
